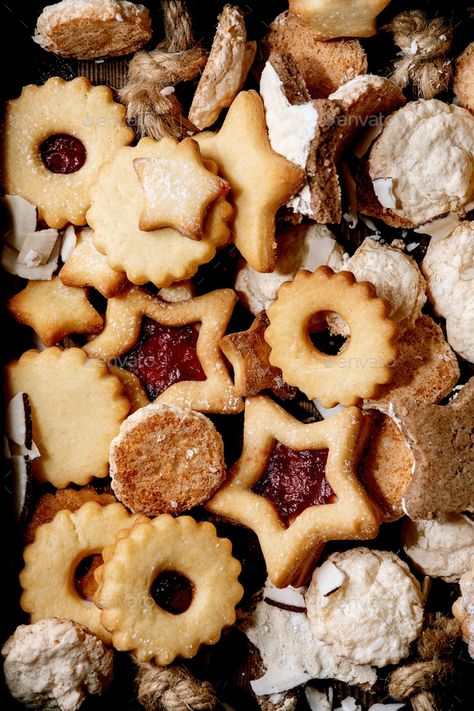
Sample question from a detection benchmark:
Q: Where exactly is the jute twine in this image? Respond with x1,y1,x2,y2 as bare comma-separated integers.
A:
119,0,207,140
384,10,453,99
135,661,217,711
388,614,460,711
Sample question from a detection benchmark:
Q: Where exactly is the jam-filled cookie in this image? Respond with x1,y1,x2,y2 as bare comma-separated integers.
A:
2,77,134,228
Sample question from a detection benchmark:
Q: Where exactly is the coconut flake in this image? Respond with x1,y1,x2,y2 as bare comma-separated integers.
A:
314,560,346,596
11,455,33,523
313,401,346,420
305,686,332,711
251,669,312,696
2,238,60,279
1,195,37,250
353,123,384,158
263,580,306,609
335,697,361,711
3,436,12,460
368,704,405,711
60,224,77,262
414,213,460,242
18,229,58,266
19,441,41,461
5,393,32,449
372,178,397,209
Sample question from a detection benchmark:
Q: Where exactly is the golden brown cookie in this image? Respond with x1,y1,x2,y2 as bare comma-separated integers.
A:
95,515,243,664
288,0,392,39
265,267,397,407
7,277,103,347
4,348,130,488
454,41,474,114
109,403,226,516
2,77,134,228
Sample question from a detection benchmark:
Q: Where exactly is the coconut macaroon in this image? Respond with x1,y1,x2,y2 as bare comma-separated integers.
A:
369,99,474,226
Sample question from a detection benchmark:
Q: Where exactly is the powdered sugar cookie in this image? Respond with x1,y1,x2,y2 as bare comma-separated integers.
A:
305,548,424,667
2,77,134,228
402,515,474,583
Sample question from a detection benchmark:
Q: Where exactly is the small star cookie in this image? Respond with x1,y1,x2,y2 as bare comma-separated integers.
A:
3,347,130,488
195,91,304,272
390,378,474,519
133,138,230,239
7,277,103,347
59,228,127,298
220,312,297,399
206,395,381,587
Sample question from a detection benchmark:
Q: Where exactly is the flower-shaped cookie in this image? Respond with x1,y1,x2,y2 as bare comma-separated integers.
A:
206,395,381,587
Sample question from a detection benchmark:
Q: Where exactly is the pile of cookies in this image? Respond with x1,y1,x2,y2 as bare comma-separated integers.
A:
1,1,474,709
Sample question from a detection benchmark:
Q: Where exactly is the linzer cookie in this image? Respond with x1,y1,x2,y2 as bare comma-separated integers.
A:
206,395,380,587
390,378,474,519
109,403,226,516
2,77,134,228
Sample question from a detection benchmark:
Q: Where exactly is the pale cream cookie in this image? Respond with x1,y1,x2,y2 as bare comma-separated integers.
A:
87,137,233,287
402,515,474,583
288,0,392,39
453,557,474,659
305,548,424,667
20,502,140,643
4,347,130,488
2,77,134,228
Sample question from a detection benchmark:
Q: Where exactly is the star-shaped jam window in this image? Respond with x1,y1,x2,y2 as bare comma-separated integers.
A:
220,312,297,399
133,138,230,240
195,91,304,272
390,378,474,519
206,395,381,587
83,285,243,414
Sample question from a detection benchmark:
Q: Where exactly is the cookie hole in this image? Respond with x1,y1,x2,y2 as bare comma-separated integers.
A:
40,134,86,174
151,571,194,615
74,554,103,601
307,311,349,356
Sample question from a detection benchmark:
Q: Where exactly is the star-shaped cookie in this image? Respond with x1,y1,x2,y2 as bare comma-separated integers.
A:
206,395,381,587
220,312,296,399
194,90,305,272
83,285,243,414
133,138,230,239
390,378,474,519
59,228,127,298
7,277,103,347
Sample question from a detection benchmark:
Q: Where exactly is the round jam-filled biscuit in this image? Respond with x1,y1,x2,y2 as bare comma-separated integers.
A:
305,548,424,667
2,77,134,228
95,515,243,665
109,404,226,516
20,502,141,643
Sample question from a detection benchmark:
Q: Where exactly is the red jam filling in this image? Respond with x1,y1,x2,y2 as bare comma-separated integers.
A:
253,442,335,527
151,571,194,615
40,134,86,174
121,317,206,400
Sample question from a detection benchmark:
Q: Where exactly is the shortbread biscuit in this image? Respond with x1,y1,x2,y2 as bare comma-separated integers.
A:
454,42,474,114
133,138,230,238
87,137,233,287
108,366,149,412
189,5,256,129
194,91,305,272
20,502,140,642
84,286,243,414
207,396,380,588
235,223,344,315
25,487,116,545
265,267,397,407
422,221,474,363
4,348,130,488
2,77,134,228
402,515,474,583
262,11,367,98
95,515,243,664
358,412,413,521
109,403,226,516
289,0,392,39
59,228,127,299
342,238,426,334
305,548,424,667
365,315,460,413
369,100,474,226
34,0,152,60
7,277,103,347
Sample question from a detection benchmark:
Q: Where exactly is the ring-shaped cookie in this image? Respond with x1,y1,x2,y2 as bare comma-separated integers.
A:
20,502,140,643
265,267,397,407
94,515,243,665
2,77,134,228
